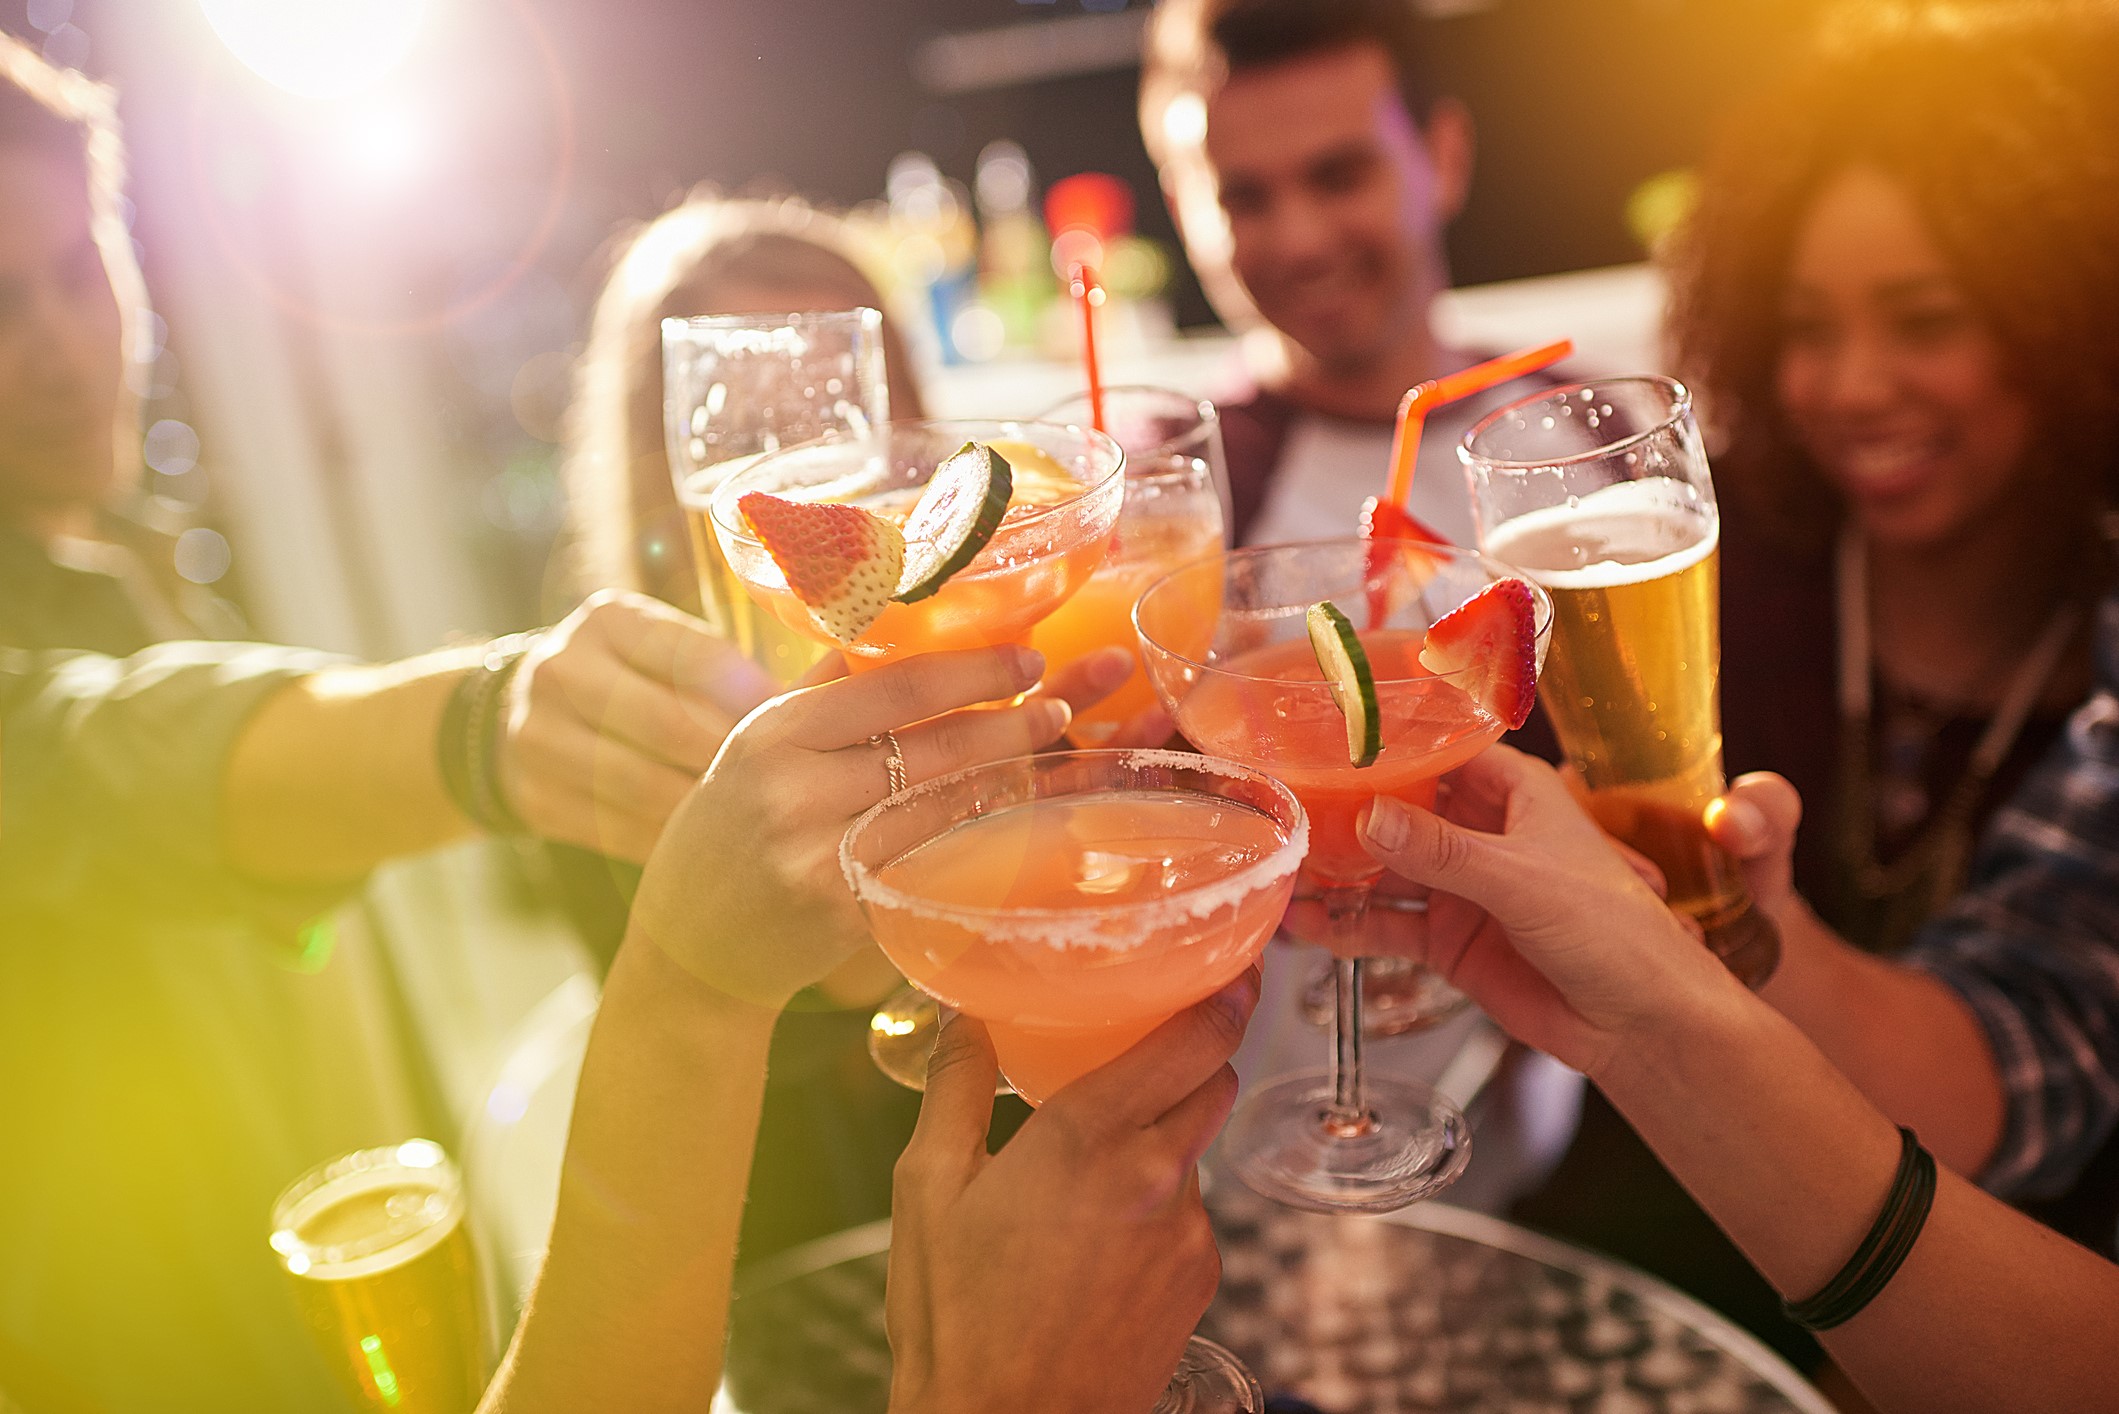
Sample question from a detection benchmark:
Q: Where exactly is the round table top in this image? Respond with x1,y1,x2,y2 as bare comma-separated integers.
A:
723,1188,1832,1414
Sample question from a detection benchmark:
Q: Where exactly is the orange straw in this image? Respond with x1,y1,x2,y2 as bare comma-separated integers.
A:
1069,263,1108,433
1382,338,1574,509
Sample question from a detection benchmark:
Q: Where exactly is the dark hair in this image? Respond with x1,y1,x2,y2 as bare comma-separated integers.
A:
1670,0,2119,550
558,192,922,609
1141,0,1441,163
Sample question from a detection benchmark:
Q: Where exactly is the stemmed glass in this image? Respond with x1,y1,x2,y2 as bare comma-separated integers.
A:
709,418,1126,1090
842,749,1309,1411
1136,540,1552,1213
663,308,887,683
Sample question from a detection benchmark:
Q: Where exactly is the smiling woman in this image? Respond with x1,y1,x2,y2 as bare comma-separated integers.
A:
1511,0,2119,1376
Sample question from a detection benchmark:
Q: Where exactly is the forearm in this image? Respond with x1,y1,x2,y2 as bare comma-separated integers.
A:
480,933,779,1412
1598,988,2119,1414
1758,898,2004,1175
222,648,479,882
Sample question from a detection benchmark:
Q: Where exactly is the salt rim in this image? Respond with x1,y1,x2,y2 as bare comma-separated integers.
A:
840,748,1310,952
710,419,1125,546
1132,538,1554,688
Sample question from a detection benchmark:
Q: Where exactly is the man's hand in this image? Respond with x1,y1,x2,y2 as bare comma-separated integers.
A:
499,591,776,864
885,970,1261,1414
1704,771,1806,922
1355,745,1742,1078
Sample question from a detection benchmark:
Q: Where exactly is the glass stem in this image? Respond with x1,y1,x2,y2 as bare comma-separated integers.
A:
1323,885,1374,1136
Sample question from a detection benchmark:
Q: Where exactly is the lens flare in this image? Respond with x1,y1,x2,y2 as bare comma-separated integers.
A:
199,0,432,100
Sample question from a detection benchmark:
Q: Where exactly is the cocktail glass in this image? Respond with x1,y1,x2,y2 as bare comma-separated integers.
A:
665,309,888,684
1029,387,1229,744
708,418,1125,667
843,748,1306,1413
715,419,1125,1090
1136,540,1552,1213
1461,377,1779,986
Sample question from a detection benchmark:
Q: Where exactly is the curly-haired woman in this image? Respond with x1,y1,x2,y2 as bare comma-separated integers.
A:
1516,0,2119,1377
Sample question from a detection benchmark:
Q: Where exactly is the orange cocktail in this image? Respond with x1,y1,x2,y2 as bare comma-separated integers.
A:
1029,387,1227,742
708,419,1124,665
1175,631,1503,885
842,750,1307,1103
1135,539,1550,1214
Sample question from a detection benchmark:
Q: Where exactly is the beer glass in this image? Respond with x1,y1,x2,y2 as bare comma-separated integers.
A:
665,309,889,684
269,1140,491,1413
1461,377,1779,986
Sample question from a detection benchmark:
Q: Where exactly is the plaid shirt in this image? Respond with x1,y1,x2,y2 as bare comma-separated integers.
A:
1907,590,2119,1199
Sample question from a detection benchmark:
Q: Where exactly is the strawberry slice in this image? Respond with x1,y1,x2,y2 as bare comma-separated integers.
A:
1359,495,1450,631
1418,578,1539,730
738,492,906,644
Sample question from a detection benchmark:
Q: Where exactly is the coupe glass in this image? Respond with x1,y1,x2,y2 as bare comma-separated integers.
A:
1136,540,1551,1213
843,749,1306,1412
664,309,888,684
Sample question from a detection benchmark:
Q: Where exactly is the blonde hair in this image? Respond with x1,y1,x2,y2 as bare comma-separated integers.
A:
559,192,922,609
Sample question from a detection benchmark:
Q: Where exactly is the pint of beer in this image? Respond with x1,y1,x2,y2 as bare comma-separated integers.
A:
1463,378,1778,986
664,309,889,684
270,1140,490,1413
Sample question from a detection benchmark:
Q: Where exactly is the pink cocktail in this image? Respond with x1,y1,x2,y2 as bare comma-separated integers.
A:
842,750,1307,1104
1136,539,1551,1213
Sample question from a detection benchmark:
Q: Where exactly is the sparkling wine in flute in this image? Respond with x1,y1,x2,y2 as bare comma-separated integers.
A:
1464,378,1778,986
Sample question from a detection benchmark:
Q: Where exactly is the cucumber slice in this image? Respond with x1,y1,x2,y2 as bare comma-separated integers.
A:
1307,600,1382,768
895,441,1015,603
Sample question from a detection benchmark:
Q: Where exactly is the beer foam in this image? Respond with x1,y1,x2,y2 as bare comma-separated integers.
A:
1485,479,1717,590
271,1164,464,1282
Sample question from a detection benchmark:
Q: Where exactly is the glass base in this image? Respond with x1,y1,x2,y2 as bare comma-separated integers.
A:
1299,954,1469,1036
1224,1071,1471,1214
1155,1335,1263,1413
866,988,1014,1096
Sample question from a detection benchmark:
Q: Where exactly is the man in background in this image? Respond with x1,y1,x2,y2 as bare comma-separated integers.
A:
1141,0,1545,546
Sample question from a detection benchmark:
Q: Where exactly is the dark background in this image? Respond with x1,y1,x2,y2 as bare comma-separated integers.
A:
2,0,1834,625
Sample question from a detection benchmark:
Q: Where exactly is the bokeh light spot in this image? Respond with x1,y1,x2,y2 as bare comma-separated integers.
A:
145,419,201,477
174,527,232,585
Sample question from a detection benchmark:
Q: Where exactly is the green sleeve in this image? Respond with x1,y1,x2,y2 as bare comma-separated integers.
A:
1,641,364,941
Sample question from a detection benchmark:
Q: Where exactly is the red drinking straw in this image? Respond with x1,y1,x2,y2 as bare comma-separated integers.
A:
1381,338,1575,511
1069,263,1108,433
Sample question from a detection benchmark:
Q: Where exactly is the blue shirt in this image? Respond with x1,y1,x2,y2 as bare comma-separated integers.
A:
1908,591,2119,1201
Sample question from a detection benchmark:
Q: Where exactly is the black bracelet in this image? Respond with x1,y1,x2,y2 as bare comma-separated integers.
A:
437,633,539,836
1782,1127,1938,1331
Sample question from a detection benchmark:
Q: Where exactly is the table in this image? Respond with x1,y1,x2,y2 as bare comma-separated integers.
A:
721,1186,1833,1414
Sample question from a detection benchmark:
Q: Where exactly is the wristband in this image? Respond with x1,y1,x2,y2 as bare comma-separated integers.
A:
1782,1127,1937,1331
437,633,539,836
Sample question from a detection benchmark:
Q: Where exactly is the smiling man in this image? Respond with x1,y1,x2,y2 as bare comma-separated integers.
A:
1141,0,1529,546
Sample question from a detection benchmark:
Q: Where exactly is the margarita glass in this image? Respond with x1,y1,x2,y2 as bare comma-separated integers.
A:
708,418,1125,667
1136,540,1552,1213
1029,388,1228,744
842,748,1305,1413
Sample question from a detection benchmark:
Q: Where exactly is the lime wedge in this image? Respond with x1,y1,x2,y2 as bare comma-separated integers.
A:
895,441,1015,603
1307,600,1381,768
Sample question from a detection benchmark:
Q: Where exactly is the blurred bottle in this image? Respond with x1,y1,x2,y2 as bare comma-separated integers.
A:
1042,172,1175,359
885,152,980,365
972,140,1052,352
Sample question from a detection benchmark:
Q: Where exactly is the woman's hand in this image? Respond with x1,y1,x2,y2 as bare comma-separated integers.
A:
1705,770,1807,922
627,644,1067,1009
1356,745,1742,1078
885,970,1260,1414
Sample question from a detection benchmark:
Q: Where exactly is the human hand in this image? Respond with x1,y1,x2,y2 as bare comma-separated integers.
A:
627,644,1068,1009
1704,771,1805,921
884,970,1261,1414
1035,646,1176,750
498,590,776,863
1356,745,1740,1077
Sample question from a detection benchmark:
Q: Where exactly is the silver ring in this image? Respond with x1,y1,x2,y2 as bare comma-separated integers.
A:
872,730,909,797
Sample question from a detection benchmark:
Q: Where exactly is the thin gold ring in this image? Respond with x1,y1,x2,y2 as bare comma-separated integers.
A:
872,730,909,797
